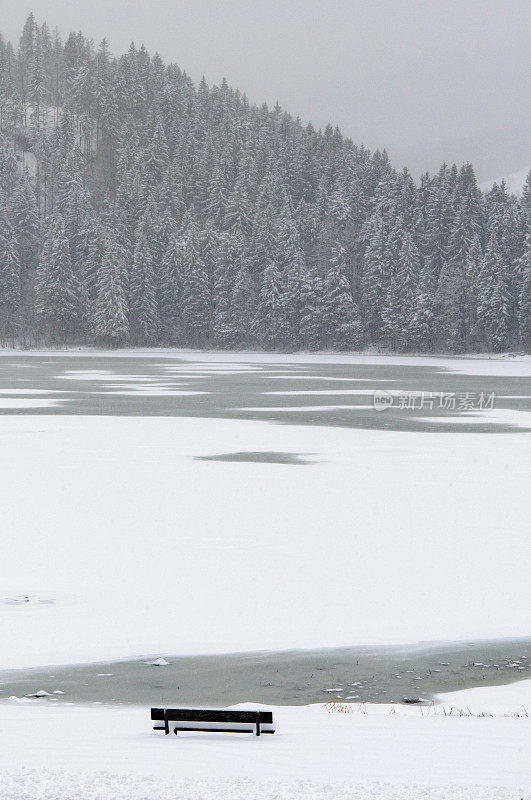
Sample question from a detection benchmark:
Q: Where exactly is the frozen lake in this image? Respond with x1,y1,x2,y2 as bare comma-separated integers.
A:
0,350,530,670
1,350,529,433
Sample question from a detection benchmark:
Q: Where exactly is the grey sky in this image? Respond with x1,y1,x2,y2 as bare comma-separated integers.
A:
1,0,529,180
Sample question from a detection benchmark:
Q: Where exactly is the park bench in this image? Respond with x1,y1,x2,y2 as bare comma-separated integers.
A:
151,707,275,737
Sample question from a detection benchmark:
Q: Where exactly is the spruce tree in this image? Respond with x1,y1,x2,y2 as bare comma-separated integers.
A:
518,263,531,353
129,210,159,344
322,245,363,349
159,231,184,343
0,203,21,342
395,231,421,345
251,259,284,350
408,268,435,352
361,211,388,341
93,236,129,345
228,248,255,347
35,215,83,342
182,214,211,346
477,232,511,352
300,271,324,350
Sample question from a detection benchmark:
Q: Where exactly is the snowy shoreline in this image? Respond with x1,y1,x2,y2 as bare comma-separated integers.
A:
1,684,531,800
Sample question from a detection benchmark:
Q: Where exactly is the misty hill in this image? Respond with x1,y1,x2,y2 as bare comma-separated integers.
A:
0,14,530,352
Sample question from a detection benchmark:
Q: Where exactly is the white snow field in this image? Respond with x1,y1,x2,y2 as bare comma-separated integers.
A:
0,351,530,668
1,682,531,800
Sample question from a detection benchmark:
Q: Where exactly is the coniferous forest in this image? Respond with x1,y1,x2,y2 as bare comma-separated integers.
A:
0,14,530,353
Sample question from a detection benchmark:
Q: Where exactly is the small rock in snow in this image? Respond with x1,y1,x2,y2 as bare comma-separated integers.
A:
52,690,64,694
150,657,170,666
27,690,51,697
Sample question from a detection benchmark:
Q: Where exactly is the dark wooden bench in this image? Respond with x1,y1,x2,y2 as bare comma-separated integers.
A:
151,707,275,737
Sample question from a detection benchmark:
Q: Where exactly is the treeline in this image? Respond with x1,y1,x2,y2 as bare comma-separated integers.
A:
0,14,530,352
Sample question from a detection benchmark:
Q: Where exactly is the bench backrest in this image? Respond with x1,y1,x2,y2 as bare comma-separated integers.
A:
151,708,273,724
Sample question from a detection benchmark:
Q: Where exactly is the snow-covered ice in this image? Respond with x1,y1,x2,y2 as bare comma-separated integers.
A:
0,406,529,667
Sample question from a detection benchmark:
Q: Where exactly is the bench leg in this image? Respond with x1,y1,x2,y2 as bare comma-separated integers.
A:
255,713,261,736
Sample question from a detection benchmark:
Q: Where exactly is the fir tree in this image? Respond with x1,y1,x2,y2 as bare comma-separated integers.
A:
182,214,211,345
300,271,324,350
93,235,129,345
35,214,83,342
518,262,531,353
477,232,511,352
159,231,184,343
0,203,21,342
228,248,255,346
251,259,284,350
129,210,159,344
322,245,363,349
361,211,388,341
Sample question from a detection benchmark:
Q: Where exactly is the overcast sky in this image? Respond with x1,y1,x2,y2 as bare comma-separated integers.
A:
1,0,529,180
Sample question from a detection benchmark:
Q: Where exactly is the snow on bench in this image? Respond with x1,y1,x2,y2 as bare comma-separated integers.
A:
151,707,276,737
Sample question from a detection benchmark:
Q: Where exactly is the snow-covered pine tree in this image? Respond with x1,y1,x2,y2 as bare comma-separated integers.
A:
182,213,211,346
212,232,235,346
158,230,184,343
228,244,255,347
93,234,129,345
381,276,403,350
476,231,511,352
129,209,159,344
0,202,21,342
518,257,531,353
251,258,284,350
300,270,324,350
434,259,468,352
408,267,435,352
360,211,389,342
35,214,83,342
322,244,363,350
395,230,421,347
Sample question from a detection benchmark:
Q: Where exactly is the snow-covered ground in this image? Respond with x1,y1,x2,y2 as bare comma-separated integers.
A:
1,681,530,799
0,351,529,667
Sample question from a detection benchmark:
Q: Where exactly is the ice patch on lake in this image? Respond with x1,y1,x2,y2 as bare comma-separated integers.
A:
240,405,375,411
96,388,209,396
261,375,394,381
412,408,531,429
0,399,66,409
0,390,59,395
266,389,381,395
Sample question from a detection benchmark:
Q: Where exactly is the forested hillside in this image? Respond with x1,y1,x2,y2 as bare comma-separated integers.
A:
0,14,530,352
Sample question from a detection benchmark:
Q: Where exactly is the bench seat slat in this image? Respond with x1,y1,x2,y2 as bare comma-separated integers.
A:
170,726,275,734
